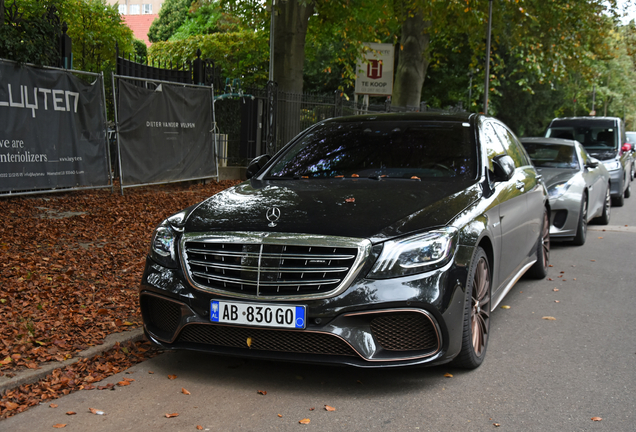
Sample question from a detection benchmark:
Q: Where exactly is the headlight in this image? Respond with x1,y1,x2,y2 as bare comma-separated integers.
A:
548,182,571,199
604,160,621,171
149,221,178,268
368,228,458,279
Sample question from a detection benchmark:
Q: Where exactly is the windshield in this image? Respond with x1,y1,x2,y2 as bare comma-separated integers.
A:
626,132,636,144
546,124,617,151
267,121,477,180
523,142,579,169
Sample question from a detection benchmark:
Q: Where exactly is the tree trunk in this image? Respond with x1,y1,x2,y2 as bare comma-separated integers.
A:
391,12,431,110
273,0,314,93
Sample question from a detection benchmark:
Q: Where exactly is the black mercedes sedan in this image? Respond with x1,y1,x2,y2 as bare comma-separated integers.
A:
139,112,550,370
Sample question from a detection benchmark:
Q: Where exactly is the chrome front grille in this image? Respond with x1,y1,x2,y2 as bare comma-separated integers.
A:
181,233,371,299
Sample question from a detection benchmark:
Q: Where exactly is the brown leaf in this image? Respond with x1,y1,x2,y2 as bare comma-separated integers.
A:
277,414,283,418
182,388,191,395
591,417,602,421
299,418,311,424
501,305,510,309
196,426,204,430
542,316,557,321
52,424,67,428
165,413,179,418
493,423,501,427
66,412,76,416
50,403,58,408
89,407,105,415
257,390,267,395
5,401,19,410
117,380,130,386
351,174,359,178
345,198,355,203
325,405,336,412
168,374,177,380
553,288,559,292
444,373,453,378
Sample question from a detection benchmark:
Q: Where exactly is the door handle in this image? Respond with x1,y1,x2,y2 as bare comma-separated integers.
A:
516,181,525,191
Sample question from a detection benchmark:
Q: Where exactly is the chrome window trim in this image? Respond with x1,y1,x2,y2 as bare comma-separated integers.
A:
179,232,372,301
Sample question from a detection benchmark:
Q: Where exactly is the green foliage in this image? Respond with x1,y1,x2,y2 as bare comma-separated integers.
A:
0,0,63,66
149,29,269,86
133,39,148,62
59,0,134,73
147,0,192,43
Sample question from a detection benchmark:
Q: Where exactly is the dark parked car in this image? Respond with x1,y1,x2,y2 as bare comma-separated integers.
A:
140,113,550,370
521,137,611,245
545,117,632,206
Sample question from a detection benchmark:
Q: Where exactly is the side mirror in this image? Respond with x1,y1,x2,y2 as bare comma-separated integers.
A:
245,154,271,179
586,159,599,169
492,155,515,182
622,143,632,153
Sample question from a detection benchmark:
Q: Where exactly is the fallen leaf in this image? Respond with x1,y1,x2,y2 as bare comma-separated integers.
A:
542,316,557,320
168,375,177,380
277,414,283,418
590,259,596,262
351,174,359,178
299,418,311,424
444,373,453,378
501,305,510,309
148,371,154,374
494,423,501,427
246,337,252,348
553,288,559,292
345,197,355,203
6,401,19,410
52,424,67,428
66,412,76,416
598,237,603,239
591,417,602,421
50,403,58,408
196,426,204,430
547,278,553,281
117,380,130,386
257,390,267,395
165,413,179,418
309,407,315,411
555,300,560,303
182,388,191,395
325,405,336,412
89,408,105,415
411,176,421,180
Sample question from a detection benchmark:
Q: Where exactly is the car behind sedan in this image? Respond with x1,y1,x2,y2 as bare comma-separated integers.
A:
140,113,550,370
521,138,611,245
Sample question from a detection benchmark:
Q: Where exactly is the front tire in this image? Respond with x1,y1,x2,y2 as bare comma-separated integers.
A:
594,186,611,225
571,197,587,246
453,247,491,370
526,208,550,279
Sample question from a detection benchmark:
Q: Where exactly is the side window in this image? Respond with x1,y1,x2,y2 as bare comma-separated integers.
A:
493,123,529,167
480,122,506,171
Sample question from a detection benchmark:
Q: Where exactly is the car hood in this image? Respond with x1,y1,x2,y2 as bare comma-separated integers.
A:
588,148,618,161
183,178,482,243
535,168,577,188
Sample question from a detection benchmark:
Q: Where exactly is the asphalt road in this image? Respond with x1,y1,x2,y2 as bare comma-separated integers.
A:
3,195,636,432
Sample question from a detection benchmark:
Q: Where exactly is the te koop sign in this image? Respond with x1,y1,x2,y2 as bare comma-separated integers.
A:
354,43,394,96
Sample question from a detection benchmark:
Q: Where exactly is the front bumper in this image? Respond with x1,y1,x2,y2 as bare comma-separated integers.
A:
139,251,471,368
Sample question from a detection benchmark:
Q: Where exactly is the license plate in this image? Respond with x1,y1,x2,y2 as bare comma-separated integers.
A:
210,300,306,329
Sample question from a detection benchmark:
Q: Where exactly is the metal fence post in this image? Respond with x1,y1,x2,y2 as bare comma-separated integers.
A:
266,80,278,155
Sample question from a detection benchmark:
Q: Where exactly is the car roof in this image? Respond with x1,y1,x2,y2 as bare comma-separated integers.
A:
548,117,620,127
324,112,477,124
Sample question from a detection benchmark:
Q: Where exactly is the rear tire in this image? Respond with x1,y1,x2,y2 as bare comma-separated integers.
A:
453,247,491,370
526,208,550,279
571,197,587,246
625,182,631,198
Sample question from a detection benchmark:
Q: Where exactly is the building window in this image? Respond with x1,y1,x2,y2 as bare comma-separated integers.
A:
142,4,152,14
118,4,127,14
129,4,140,14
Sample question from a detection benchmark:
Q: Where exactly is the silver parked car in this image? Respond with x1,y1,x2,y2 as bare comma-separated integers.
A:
521,137,611,245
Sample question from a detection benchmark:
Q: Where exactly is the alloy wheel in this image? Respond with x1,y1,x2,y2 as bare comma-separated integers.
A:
471,257,491,357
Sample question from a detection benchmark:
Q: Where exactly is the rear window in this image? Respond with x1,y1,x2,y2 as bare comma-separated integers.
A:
267,121,477,180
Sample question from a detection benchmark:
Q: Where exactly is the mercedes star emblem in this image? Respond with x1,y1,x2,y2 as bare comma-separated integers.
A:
266,207,281,227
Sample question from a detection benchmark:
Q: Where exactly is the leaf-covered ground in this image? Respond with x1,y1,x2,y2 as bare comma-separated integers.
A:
0,181,240,374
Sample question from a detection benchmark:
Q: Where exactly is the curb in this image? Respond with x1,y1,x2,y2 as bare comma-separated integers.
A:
0,328,144,396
